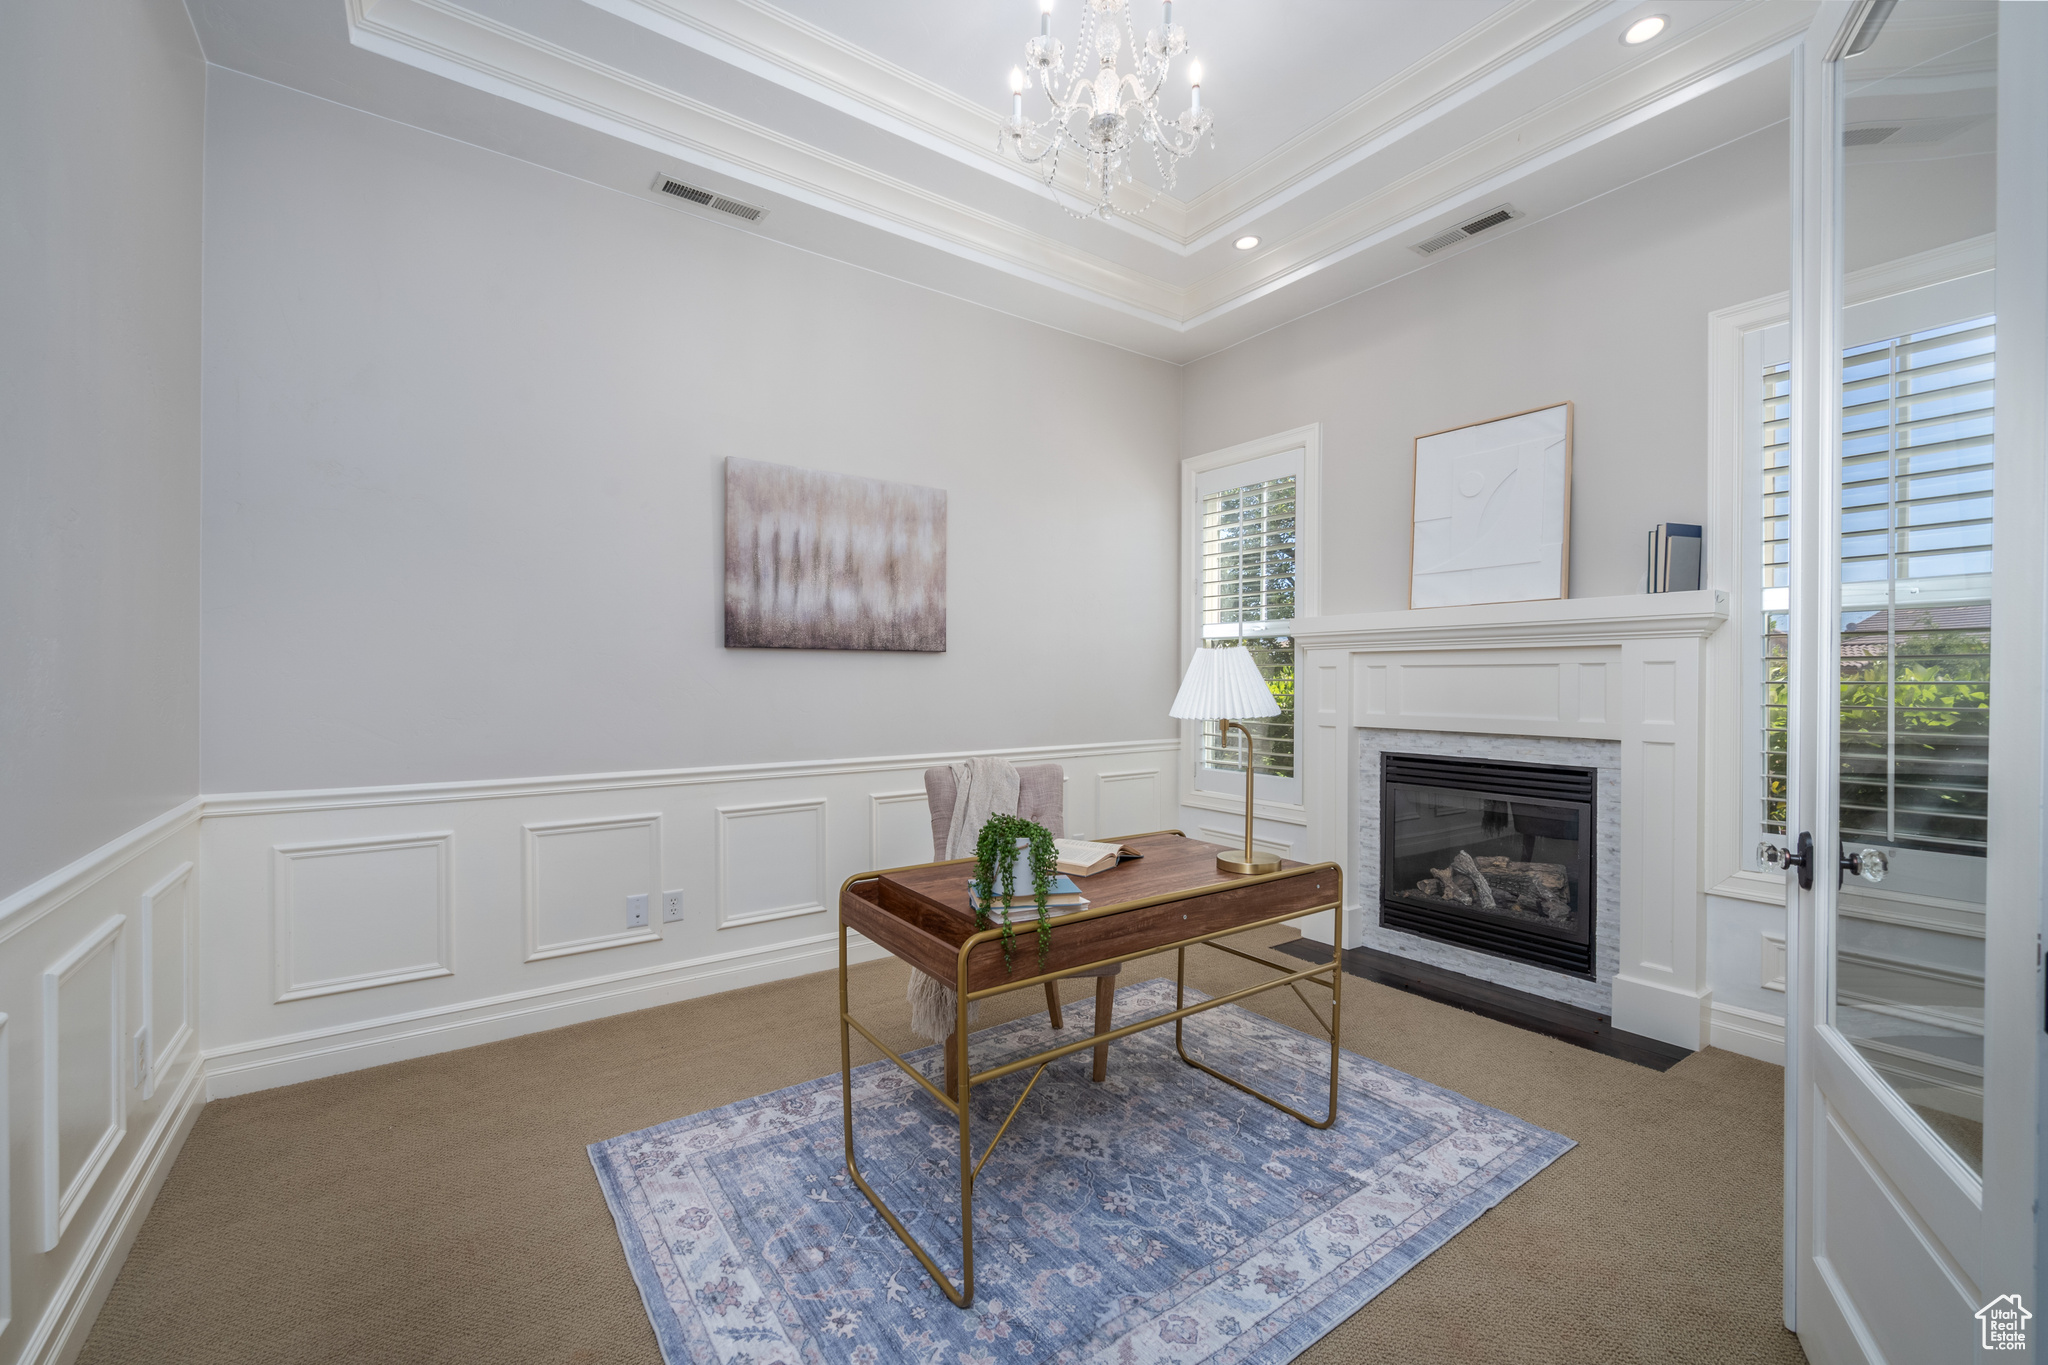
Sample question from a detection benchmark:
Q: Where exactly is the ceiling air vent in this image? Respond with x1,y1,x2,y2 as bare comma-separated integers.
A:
1843,125,1902,146
1410,203,1523,256
653,175,767,224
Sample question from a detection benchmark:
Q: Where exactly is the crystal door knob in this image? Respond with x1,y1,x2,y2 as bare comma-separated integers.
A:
1843,847,1888,883
1756,842,1785,869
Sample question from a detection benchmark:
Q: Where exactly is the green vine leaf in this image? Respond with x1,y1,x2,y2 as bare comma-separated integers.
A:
969,814,1059,972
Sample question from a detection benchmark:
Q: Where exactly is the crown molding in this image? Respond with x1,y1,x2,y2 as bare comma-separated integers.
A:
1174,0,1628,250
347,0,1187,320
586,0,1186,242
1178,3,1814,324
346,0,1810,336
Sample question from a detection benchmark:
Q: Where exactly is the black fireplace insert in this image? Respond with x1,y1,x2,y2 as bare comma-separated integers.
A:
1378,752,1597,978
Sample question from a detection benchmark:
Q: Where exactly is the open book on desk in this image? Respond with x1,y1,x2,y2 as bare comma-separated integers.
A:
1052,838,1144,878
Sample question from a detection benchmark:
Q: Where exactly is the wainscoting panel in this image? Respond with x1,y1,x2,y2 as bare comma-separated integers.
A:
275,834,453,999
717,801,826,928
195,739,1177,1098
524,816,661,960
41,916,125,1251
0,800,207,1365
869,791,933,871
1096,769,1163,838
1194,826,1294,862
139,863,193,1100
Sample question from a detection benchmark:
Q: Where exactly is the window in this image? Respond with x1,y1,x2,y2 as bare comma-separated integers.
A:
1183,433,1317,809
1756,312,1995,863
1199,472,1295,781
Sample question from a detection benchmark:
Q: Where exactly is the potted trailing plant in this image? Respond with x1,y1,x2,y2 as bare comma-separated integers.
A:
970,815,1059,970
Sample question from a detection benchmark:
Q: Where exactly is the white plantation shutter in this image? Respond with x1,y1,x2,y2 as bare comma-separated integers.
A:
1195,454,1296,783
1757,313,1995,855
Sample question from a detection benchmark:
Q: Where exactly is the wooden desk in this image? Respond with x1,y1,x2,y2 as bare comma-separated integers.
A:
837,830,1343,1308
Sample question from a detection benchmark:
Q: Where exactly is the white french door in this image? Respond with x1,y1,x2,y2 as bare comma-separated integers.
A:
1783,4,2040,1362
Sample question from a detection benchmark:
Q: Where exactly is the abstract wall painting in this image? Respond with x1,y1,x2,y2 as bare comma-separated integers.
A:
1409,402,1573,609
723,457,947,652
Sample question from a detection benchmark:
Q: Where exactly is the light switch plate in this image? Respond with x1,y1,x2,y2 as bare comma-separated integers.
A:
132,1026,151,1091
662,891,685,923
627,893,650,928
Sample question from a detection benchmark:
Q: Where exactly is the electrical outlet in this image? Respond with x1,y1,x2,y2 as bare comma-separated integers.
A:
627,893,650,928
132,1026,150,1090
662,891,686,923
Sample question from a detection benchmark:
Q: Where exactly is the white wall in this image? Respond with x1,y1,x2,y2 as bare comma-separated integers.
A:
0,0,205,900
1179,124,1795,611
0,4,210,1359
198,70,1186,796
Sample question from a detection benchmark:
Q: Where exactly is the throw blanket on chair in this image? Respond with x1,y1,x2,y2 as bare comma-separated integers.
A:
905,756,1020,1042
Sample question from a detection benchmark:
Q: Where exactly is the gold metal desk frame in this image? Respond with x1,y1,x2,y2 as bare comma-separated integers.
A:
837,833,1343,1308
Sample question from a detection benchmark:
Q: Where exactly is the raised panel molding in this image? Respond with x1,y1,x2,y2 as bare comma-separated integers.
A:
717,800,827,928
274,833,455,1000
869,790,933,871
1196,826,1293,861
523,815,663,961
1395,662,1563,724
42,916,125,1251
1097,770,1163,839
138,862,194,1101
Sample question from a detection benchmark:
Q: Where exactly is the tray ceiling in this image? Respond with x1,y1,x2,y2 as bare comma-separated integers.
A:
187,0,1818,361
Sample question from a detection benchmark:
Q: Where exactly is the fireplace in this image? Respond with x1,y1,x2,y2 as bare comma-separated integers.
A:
1379,753,1598,978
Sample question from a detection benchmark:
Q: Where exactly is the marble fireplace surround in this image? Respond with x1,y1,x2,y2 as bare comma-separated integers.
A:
1292,591,1728,1050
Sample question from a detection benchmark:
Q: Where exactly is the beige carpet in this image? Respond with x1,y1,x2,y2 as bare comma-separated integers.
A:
79,930,1806,1364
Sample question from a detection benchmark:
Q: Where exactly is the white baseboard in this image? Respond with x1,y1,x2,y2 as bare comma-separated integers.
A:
19,1049,207,1365
1709,1001,1786,1066
202,931,889,1098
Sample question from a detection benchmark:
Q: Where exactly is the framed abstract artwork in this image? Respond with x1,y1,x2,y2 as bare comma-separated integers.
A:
1409,402,1572,609
723,457,947,652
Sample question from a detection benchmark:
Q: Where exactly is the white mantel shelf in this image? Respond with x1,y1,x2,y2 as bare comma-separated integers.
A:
1292,589,1729,651
1290,588,1729,1051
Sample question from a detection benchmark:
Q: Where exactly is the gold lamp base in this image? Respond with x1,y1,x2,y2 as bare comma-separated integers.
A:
1215,718,1282,877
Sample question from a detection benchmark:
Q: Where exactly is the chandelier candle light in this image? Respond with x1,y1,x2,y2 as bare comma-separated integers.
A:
1170,645,1282,875
1001,0,1213,218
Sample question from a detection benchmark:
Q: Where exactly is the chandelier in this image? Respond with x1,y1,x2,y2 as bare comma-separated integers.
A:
1000,0,1212,219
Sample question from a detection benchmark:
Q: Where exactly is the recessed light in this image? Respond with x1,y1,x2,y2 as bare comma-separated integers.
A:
1622,14,1667,44
1235,235,1260,250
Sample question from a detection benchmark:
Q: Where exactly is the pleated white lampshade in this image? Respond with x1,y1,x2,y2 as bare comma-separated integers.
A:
1169,645,1281,721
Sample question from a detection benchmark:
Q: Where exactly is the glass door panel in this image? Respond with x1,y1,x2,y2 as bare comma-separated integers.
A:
1833,0,1997,1175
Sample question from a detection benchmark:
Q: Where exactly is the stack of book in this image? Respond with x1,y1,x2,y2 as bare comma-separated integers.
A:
970,875,1087,916
1647,522,1703,593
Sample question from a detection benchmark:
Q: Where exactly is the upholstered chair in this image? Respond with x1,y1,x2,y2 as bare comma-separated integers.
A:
924,763,1119,1086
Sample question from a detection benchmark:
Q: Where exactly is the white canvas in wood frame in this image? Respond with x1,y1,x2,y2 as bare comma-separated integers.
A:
1409,402,1572,609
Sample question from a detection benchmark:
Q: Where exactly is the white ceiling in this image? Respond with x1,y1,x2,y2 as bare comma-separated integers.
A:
762,0,1522,202
187,0,1821,361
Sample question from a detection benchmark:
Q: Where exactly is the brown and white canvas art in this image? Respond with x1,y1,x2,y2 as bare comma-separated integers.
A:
723,457,947,652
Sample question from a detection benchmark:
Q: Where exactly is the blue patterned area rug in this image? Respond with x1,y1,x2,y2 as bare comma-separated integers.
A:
589,978,1572,1365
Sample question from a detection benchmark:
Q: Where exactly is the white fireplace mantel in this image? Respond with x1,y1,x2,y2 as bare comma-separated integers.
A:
1291,590,1729,1049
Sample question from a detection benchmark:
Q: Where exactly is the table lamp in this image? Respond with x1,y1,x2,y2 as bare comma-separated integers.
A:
1170,644,1282,875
